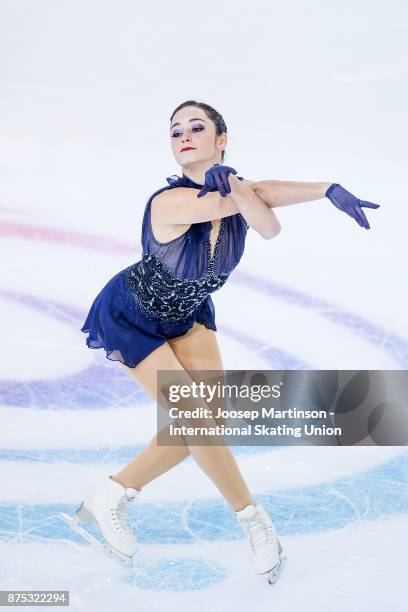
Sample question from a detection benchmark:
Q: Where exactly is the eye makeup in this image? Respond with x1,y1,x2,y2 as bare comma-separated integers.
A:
171,125,204,138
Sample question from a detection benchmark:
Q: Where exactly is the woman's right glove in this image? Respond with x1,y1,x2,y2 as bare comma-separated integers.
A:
197,163,238,198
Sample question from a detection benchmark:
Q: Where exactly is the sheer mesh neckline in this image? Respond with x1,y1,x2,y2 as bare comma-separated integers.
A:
181,173,204,188
166,172,243,191
166,173,206,189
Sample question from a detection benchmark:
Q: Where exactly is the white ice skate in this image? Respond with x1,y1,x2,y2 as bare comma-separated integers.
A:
59,475,140,567
236,503,287,585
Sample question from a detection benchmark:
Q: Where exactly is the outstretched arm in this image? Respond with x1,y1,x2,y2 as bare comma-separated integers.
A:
200,166,380,231
248,179,380,230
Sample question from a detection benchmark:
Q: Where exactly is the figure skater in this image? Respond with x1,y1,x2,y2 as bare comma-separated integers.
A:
60,100,380,585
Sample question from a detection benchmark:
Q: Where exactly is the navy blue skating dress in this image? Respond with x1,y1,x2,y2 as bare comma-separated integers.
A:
81,173,250,367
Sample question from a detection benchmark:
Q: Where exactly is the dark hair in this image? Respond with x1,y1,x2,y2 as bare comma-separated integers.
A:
170,100,227,162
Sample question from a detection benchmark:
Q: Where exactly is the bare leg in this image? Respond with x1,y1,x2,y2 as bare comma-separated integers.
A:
113,323,255,512
113,420,189,490
115,321,233,484
114,321,223,485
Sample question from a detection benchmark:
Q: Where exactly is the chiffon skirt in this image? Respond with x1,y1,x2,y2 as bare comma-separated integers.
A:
80,263,217,368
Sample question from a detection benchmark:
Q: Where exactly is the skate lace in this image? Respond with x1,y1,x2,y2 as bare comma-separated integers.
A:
111,495,135,541
245,513,275,556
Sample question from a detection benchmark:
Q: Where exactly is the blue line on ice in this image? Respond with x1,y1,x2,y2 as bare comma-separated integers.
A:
1,454,406,543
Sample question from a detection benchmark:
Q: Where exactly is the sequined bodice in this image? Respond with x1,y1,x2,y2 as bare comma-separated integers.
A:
124,173,249,322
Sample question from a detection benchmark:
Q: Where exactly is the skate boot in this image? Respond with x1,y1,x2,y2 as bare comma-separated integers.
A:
236,503,287,585
59,475,140,567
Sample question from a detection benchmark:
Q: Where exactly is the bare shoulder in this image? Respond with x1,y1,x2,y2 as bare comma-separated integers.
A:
151,187,191,212
150,188,191,244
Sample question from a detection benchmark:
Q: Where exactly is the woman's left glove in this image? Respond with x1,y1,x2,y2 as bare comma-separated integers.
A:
197,163,238,198
325,183,380,230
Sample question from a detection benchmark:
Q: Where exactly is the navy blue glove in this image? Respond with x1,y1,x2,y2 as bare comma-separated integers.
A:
325,183,380,230
197,163,238,198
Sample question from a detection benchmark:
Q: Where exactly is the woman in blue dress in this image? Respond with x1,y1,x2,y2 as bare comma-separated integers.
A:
62,100,380,583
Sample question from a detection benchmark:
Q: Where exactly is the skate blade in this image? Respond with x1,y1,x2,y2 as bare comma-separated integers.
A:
266,553,287,585
59,512,135,568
